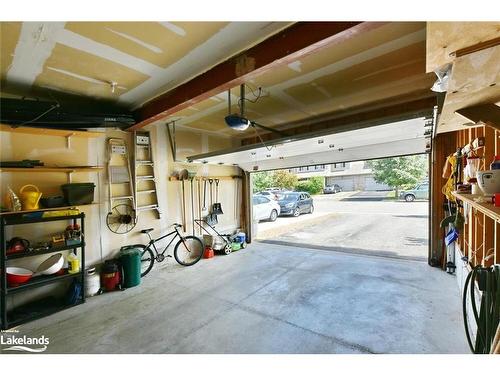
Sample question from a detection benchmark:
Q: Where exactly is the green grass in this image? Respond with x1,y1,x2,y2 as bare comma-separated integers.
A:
385,190,398,200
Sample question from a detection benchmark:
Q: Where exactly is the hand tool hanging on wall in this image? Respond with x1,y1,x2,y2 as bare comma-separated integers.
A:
206,179,218,226
212,179,223,214
208,179,214,208
190,175,195,236
197,178,203,236
202,179,207,211
179,169,189,231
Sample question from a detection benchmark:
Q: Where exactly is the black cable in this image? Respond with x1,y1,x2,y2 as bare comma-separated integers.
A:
463,265,494,354
470,267,486,351
237,84,263,109
463,266,476,352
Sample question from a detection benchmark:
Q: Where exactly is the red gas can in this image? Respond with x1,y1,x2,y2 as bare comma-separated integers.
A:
203,246,214,259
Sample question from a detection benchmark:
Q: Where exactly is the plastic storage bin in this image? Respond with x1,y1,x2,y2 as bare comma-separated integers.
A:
119,246,142,288
61,183,95,205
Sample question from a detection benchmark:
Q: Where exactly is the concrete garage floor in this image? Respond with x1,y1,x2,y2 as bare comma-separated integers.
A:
15,243,468,354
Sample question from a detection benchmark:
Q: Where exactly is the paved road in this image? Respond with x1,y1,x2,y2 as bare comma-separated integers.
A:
257,193,428,261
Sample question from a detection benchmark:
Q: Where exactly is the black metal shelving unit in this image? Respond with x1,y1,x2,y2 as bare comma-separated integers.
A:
0,212,86,329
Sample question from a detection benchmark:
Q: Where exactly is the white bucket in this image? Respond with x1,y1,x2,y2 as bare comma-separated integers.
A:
85,267,101,297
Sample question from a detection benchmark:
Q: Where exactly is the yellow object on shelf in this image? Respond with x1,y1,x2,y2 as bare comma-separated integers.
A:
67,252,80,274
42,209,80,218
19,184,42,210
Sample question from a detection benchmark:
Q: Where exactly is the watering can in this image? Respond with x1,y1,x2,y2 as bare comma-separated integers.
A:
19,184,42,210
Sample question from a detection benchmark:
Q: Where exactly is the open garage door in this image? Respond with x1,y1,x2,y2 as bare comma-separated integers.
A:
188,114,432,260
187,117,431,170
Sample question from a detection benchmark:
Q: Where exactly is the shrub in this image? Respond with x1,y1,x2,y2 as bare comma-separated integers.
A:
295,176,324,195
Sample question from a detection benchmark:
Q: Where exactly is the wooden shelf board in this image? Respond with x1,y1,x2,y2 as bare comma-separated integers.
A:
452,192,500,223
0,204,98,216
0,123,104,138
0,166,103,173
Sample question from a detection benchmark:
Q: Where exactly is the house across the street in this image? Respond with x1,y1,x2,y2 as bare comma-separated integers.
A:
289,161,391,191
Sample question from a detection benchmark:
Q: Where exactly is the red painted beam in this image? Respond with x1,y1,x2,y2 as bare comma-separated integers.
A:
129,21,386,131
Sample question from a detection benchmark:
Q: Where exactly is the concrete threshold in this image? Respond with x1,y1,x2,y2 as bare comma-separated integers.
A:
257,239,428,263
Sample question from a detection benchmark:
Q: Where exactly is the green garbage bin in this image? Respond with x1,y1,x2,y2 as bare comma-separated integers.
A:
119,246,142,288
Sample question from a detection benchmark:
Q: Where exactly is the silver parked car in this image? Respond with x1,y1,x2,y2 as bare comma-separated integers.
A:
323,184,342,194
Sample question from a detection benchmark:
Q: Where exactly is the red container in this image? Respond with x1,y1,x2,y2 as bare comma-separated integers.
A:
203,246,214,259
6,267,33,286
100,260,122,292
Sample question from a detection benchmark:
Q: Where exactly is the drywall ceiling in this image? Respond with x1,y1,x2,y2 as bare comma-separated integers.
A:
1,21,436,136
168,22,435,137
426,22,500,73
0,21,292,107
187,117,429,171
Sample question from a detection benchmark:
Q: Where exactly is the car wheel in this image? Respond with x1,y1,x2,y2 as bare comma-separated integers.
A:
293,208,300,217
405,194,416,202
308,205,314,214
269,209,278,222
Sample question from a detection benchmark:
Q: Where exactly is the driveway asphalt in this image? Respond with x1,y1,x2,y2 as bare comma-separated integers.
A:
256,193,428,261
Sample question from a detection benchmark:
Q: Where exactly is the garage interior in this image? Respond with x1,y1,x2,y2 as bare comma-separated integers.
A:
1,20,500,355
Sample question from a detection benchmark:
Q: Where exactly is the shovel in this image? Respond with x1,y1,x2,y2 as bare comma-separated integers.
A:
207,179,218,225
212,179,223,215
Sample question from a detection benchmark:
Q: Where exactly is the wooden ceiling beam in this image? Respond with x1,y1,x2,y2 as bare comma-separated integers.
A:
128,21,386,131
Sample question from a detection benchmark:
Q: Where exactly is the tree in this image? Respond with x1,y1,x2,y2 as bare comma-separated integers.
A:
367,155,427,197
295,176,325,195
272,170,298,190
251,170,298,192
252,171,274,192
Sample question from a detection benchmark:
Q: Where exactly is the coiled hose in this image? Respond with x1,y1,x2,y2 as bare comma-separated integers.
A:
462,265,499,353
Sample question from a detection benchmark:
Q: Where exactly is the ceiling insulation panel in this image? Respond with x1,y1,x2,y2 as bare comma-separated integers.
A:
187,117,429,171
0,22,22,80
426,22,500,73
65,22,228,69
35,43,150,99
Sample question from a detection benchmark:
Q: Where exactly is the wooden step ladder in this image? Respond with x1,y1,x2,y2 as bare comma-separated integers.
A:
108,138,135,210
134,131,161,219
106,138,138,234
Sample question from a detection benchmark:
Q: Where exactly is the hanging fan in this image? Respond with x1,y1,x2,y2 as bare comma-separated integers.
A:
106,204,137,234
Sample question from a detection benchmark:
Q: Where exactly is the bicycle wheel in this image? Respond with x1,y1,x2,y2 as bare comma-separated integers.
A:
133,244,155,277
174,236,204,266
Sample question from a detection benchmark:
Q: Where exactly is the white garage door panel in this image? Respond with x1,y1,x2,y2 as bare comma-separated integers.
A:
364,176,390,191
336,177,355,191
187,117,429,171
238,138,426,171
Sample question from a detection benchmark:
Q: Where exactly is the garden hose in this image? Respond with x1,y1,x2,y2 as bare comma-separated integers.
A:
463,265,500,353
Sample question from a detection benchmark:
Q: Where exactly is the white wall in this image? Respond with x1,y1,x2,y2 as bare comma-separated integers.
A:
0,122,241,309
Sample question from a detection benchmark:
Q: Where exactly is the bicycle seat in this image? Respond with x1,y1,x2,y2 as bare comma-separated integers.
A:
140,228,154,234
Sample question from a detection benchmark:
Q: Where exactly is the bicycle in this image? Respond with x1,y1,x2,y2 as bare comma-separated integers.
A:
133,223,204,277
